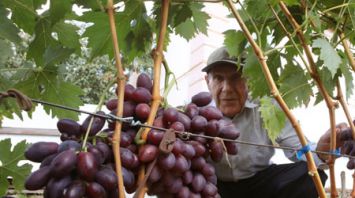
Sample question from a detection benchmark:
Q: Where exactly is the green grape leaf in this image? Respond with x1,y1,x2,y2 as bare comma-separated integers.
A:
278,64,312,109
0,97,24,121
14,66,83,120
223,30,247,56
309,10,322,33
0,139,32,196
267,0,299,5
2,0,38,35
44,45,75,67
74,0,106,11
173,3,192,26
348,0,355,30
122,0,152,62
338,52,354,100
80,0,152,61
265,50,281,81
175,19,196,40
282,0,299,5
0,5,21,44
27,17,59,66
312,38,341,77
52,21,81,53
49,0,72,25
173,2,209,40
0,39,13,65
259,97,286,143
314,62,336,105
243,51,269,99
0,72,24,121
80,12,114,59
245,0,271,20
190,3,210,35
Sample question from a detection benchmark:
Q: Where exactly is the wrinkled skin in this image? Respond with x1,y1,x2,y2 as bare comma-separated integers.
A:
205,63,248,118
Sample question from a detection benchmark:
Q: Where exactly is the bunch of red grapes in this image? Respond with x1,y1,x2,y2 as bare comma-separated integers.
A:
24,73,240,198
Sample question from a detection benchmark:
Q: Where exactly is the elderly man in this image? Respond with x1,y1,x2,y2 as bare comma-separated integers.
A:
202,46,351,198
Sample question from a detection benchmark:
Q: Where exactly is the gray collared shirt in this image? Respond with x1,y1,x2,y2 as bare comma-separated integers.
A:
211,98,325,181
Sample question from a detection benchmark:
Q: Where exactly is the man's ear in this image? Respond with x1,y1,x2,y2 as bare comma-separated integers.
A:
205,74,211,91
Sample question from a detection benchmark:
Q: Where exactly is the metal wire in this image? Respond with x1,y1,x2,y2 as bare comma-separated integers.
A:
29,98,355,160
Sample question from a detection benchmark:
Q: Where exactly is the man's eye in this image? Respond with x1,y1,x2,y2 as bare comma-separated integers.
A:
214,76,223,82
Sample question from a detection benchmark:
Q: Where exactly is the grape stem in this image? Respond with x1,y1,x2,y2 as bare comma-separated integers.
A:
81,80,115,151
225,0,327,197
162,57,178,107
278,2,339,196
135,0,170,197
107,0,126,197
336,80,355,197
301,1,355,195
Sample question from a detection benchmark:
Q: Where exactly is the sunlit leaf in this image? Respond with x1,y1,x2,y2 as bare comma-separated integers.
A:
338,51,354,100
259,97,286,143
312,38,341,77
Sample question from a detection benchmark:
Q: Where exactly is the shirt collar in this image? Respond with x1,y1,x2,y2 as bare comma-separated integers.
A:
244,97,258,108
231,97,258,120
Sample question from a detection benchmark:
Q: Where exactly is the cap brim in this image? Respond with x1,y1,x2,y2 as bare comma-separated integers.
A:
202,60,239,72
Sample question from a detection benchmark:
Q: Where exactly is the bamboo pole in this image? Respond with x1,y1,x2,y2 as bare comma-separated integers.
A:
135,1,170,197
225,0,327,197
107,0,126,197
278,2,340,197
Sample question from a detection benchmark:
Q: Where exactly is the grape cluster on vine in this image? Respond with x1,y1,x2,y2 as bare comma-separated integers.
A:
23,73,240,198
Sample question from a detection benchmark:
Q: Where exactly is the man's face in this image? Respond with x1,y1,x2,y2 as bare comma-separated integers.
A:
205,64,248,118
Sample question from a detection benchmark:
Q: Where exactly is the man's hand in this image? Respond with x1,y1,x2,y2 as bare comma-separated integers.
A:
316,123,349,162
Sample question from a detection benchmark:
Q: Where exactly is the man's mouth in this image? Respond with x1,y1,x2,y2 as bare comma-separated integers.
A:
221,98,236,101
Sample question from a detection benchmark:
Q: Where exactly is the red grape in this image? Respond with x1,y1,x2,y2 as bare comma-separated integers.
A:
138,144,159,163
50,150,77,178
25,166,52,190
135,103,151,121
191,92,212,107
132,87,152,104
124,84,135,101
77,152,98,181
25,142,59,162
57,119,81,136
136,72,153,92
86,182,107,198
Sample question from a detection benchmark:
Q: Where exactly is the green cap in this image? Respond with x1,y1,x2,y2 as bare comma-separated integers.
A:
202,46,246,73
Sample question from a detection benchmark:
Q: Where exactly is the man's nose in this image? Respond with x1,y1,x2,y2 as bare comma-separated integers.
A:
221,79,233,92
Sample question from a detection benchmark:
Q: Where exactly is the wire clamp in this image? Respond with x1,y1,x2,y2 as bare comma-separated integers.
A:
330,148,341,157
296,144,311,160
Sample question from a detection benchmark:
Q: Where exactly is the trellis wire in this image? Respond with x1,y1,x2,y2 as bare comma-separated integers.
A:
26,97,355,160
